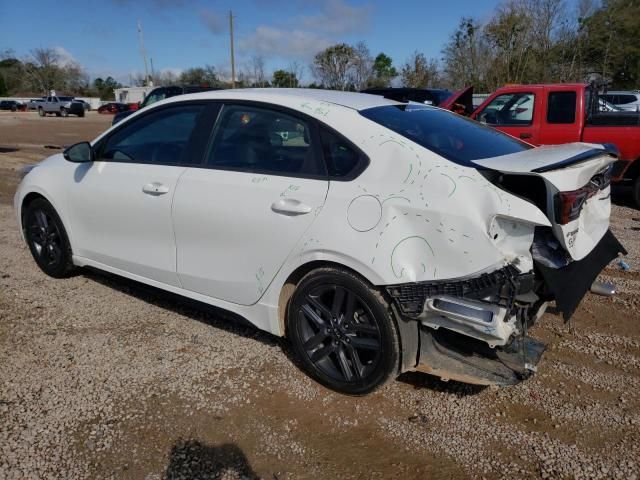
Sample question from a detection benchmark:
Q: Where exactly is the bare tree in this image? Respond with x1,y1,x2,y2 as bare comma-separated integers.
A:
249,55,266,87
287,60,304,87
352,41,374,90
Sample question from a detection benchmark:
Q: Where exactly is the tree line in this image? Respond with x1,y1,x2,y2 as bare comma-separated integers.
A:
1,0,638,99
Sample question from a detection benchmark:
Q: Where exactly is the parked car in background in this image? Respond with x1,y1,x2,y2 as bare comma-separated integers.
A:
361,87,453,106
600,91,640,112
0,100,26,112
98,102,131,114
27,99,45,110
112,85,221,125
442,83,640,206
75,99,91,111
14,89,625,393
38,96,85,117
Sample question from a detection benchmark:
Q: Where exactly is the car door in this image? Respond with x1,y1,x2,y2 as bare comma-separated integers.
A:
473,92,541,144
65,102,212,286
172,103,329,305
538,90,581,145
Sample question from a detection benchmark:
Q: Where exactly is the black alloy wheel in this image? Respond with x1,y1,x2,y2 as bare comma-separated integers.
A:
24,198,75,278
288,268,400,395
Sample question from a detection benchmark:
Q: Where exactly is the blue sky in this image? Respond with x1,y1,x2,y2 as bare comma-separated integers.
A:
2,0,504,85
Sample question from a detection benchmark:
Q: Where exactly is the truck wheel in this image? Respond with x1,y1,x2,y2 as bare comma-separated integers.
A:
78,110,85,118
38,108,45,117
60,108,68,118
632,176,640,209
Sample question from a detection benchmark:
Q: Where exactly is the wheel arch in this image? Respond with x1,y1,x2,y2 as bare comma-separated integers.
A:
18,188,69,243
624,157,640,181
275,259,385,337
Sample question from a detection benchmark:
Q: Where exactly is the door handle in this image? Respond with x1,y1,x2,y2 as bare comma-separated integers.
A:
271,198,312,216
142,182,169,195
519,132,533,139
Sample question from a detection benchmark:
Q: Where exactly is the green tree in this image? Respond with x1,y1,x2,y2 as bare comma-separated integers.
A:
93,76,121,100
272,69,298,88
401,51,440,88
582,0,640,88
0,74,7,96
370,53,397,87
312,43,356,90
178,65,219,86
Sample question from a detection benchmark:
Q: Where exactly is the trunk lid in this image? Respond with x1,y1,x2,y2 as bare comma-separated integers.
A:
439,86,475,116
473,143,617,261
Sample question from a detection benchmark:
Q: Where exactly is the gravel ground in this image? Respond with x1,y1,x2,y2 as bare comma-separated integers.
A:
1,111,639,479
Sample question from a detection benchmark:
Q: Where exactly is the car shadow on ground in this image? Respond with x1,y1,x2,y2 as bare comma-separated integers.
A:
164,439,258,480
81,267,281,349
0,147,20,153
396,371,488,396
81,268,491,397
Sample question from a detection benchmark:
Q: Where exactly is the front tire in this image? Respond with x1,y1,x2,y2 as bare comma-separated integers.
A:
23,198,75,278
38,108,45,117
287,267,400,395
60,107,68,117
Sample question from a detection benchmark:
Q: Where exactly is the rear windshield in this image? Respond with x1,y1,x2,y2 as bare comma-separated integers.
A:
360,104,531,166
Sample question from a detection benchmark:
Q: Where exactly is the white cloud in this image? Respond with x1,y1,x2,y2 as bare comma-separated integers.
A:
239,26,332,60
237,1,371,62
52,47,77,67
299,0,372,35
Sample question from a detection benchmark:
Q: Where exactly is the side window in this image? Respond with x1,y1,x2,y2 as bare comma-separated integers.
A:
547,91,576,124
618,94,637,105
99,105,204,165
478,93,534,126
206,105,323,177
320,129,363,179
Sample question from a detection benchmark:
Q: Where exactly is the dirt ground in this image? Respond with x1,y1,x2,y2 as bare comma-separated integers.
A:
0,110,639,480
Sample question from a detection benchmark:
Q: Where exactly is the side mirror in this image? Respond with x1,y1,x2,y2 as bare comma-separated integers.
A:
63,142,94,163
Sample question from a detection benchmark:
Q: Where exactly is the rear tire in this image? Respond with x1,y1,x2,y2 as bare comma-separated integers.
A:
632,176,640,209
287,267,400,395
78,110,85,118
60,108,68,117
23,198,75,278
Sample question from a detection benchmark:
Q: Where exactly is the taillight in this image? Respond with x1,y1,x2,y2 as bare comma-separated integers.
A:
554,164,612,225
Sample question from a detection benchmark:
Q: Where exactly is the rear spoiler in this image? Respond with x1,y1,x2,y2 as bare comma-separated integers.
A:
531,144,619,173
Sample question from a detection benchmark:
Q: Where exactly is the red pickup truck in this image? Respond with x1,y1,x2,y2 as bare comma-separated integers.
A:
442,83,640,206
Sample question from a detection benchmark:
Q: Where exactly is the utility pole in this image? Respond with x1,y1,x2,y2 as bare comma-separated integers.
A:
137,20,150,86
229,10,236,88
149,57,155,86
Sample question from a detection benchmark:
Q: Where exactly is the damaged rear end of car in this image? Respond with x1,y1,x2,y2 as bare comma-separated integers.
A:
384,141,625,386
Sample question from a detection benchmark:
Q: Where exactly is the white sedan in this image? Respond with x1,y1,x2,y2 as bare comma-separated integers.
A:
14,89,625,394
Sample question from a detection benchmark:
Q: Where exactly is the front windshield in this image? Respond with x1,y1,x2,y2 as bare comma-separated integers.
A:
142,90,166,108
360,104,531,166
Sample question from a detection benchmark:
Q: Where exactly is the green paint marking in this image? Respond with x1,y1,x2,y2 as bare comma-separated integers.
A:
390,236,435,279
379,139,406,148
458,175,477,182
382,196,411,206
440,173,457,197
403,163,413,183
